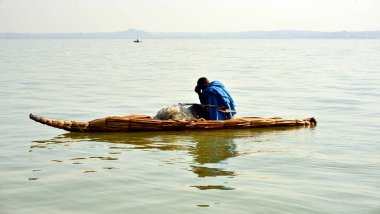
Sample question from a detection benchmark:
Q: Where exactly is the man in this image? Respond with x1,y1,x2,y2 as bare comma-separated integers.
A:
194,77,236,120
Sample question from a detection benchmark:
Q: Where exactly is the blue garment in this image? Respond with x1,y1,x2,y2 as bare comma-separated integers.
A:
201,81,236,120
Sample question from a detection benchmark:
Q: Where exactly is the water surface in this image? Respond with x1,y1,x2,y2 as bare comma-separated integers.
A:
0,39,379,213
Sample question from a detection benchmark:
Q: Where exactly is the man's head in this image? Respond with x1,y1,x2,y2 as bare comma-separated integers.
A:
197,77,210,89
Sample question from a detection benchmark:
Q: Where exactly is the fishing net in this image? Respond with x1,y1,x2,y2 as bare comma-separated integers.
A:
153,105,197,120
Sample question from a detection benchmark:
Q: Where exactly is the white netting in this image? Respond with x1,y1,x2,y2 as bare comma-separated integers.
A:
154,105,196,120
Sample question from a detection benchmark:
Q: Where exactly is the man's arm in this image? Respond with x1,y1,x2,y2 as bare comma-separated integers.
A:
195,86,208,105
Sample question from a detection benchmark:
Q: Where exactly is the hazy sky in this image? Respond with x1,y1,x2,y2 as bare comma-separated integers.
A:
0,0,379,33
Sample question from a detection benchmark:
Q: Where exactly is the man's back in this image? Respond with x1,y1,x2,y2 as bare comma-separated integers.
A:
195,78,236,120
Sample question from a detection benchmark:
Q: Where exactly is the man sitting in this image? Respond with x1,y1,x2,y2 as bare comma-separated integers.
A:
194,77,236,120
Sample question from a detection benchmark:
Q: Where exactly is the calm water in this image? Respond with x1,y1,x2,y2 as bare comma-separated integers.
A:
0,39,379,213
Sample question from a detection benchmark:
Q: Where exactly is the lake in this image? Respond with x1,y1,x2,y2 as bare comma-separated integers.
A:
0,39,379,213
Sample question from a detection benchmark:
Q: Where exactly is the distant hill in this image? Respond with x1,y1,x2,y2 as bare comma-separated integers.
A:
1,29,379,39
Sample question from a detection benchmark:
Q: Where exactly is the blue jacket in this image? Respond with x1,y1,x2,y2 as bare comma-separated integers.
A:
201,81,236,120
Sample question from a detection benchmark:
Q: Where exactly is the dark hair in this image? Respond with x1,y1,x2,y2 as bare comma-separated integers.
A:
197,77,209,89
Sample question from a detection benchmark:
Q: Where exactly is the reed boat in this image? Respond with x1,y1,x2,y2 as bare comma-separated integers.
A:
29,113,317,132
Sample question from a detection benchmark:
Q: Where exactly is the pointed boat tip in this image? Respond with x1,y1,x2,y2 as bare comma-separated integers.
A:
29,113,38,120
29,113,40,122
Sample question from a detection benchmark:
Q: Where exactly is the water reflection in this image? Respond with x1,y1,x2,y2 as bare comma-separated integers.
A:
32,127,310,189
191,185,235,191
190,166,236,177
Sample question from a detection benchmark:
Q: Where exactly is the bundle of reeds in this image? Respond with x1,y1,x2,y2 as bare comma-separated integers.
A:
29,113,316,132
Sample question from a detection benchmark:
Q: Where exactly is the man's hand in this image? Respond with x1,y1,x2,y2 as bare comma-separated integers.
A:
194,86,202,94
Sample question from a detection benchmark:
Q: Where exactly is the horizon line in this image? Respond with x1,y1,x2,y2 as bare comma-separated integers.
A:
1,29,380,34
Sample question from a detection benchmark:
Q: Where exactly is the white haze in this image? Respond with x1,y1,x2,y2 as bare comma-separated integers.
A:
0,0,379,33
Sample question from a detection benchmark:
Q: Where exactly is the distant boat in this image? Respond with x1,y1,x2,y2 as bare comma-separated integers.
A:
133,39,142,43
